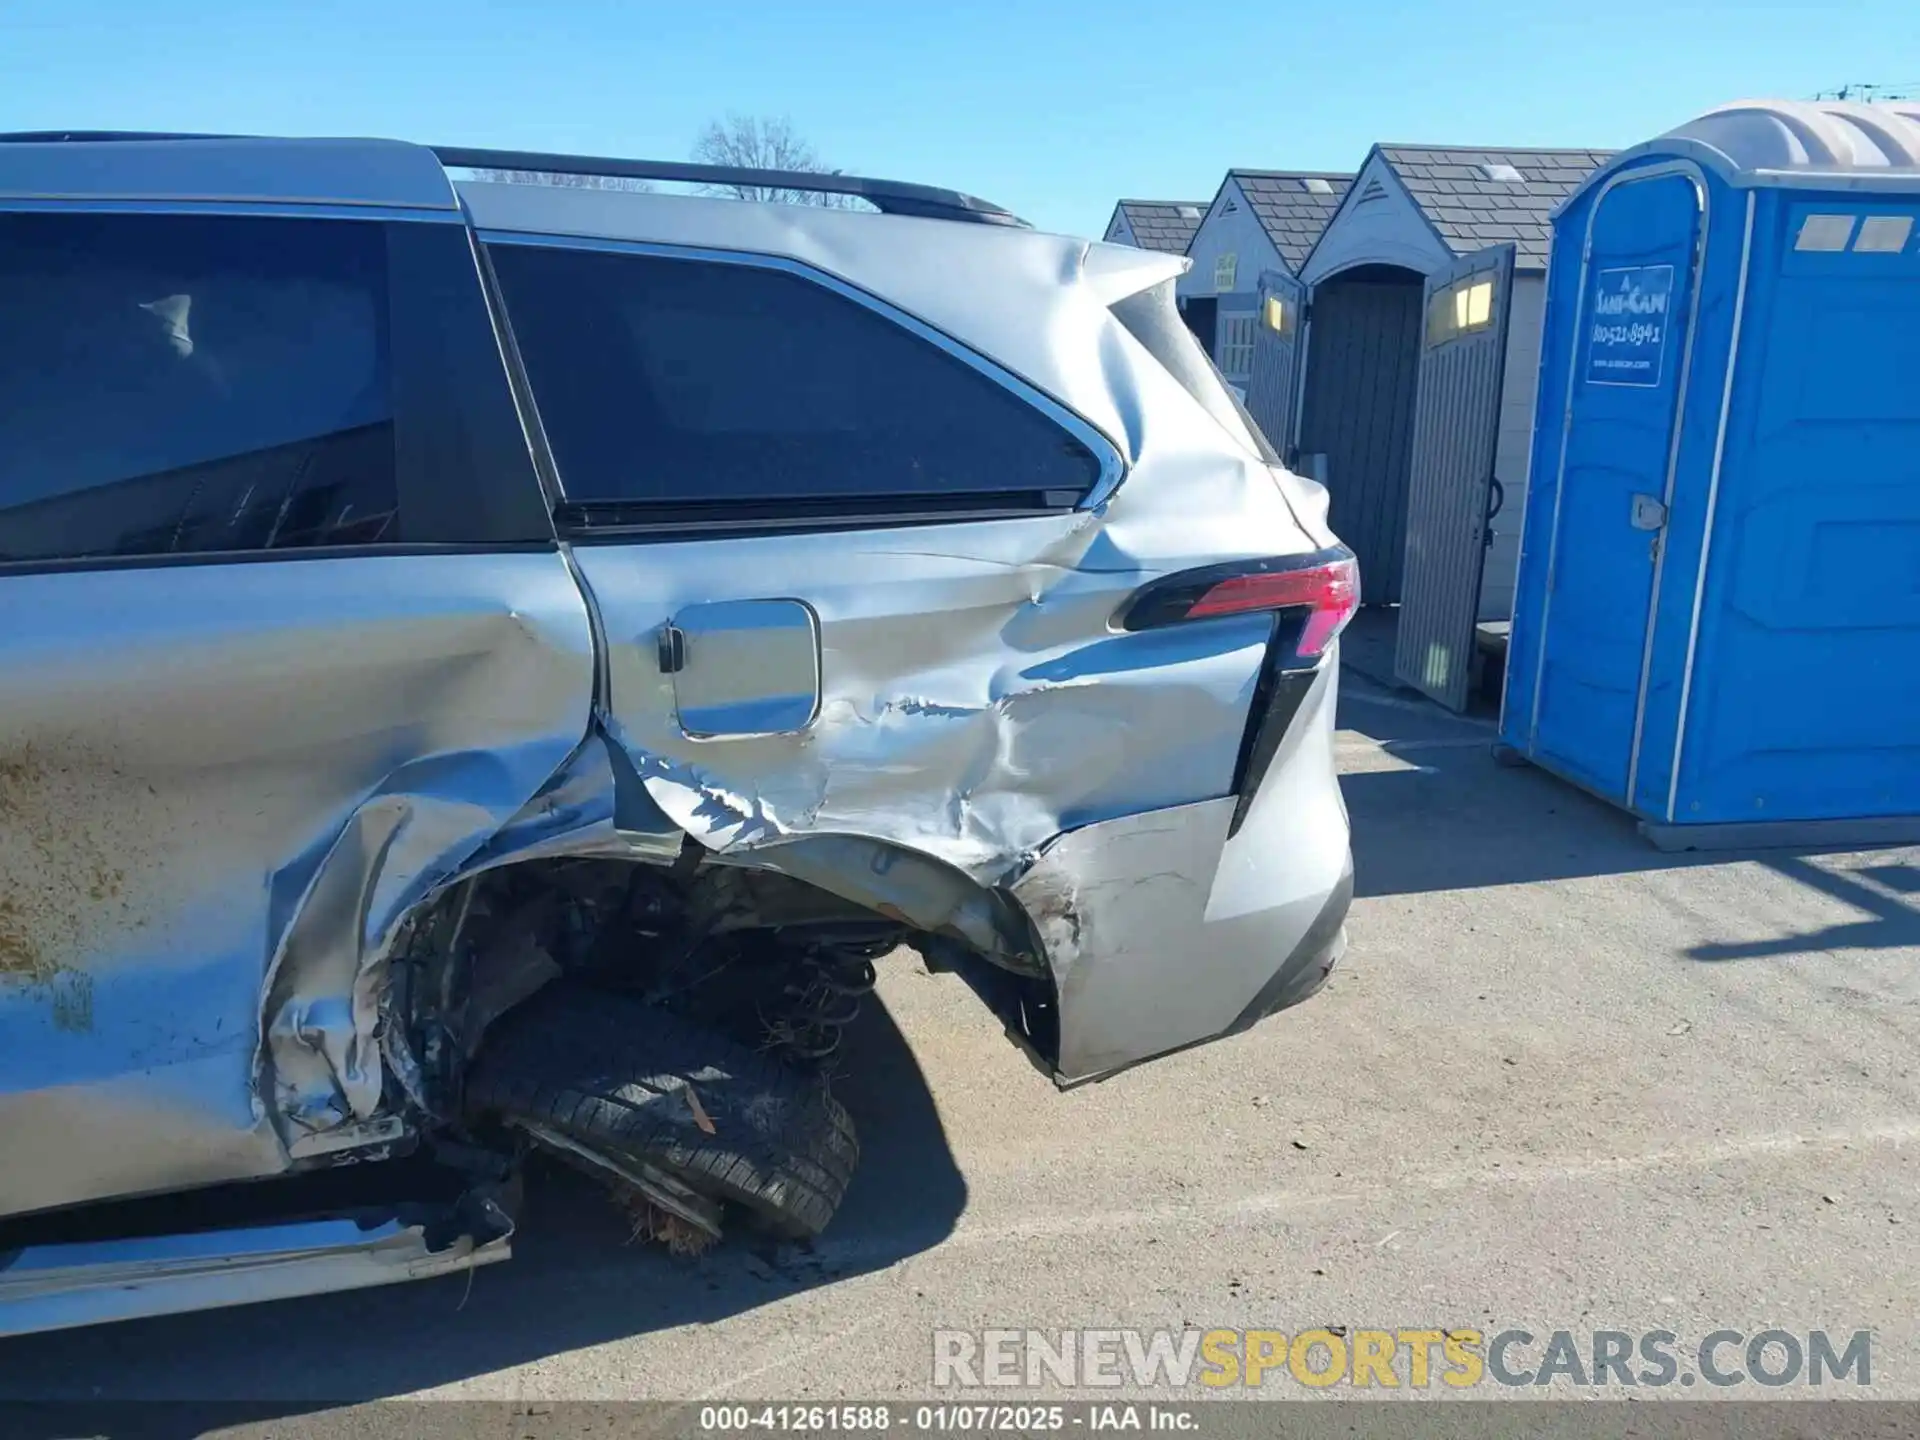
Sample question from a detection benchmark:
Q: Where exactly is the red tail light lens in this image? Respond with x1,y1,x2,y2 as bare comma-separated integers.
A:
1185,553,1359,656
1117,547,1359,661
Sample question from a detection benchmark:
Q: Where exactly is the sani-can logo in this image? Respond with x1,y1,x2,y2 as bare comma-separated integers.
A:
1592,276,1671,317
1584,264,1676,388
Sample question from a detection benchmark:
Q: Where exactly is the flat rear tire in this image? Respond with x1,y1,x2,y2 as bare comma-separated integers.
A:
464,983,858,1238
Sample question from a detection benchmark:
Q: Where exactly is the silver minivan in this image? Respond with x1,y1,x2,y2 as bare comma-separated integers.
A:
0,132,1355,1335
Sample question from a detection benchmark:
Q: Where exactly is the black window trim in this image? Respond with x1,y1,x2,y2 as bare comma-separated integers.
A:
474,228,1127,533
0,540,558,580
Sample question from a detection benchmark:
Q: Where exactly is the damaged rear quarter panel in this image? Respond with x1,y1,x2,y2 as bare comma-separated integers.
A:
1014,660,1351,1080
471,177,1321,894
0,552,595,1218
573,521,1275,884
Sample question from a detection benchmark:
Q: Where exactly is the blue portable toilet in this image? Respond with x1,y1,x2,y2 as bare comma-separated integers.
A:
1499,100,1920,850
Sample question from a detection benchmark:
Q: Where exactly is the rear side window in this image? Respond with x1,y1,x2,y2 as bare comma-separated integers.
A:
0,211,398,561
1110,280,1280,465
485,243,1103,513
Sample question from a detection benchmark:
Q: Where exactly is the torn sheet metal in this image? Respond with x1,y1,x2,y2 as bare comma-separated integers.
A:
538,226,1340,1077
1013,663,1351,1080
469,172,1349,1080
536,182,1324,890
574,484,1289,888
712,832,1037,970
0,551,595,1218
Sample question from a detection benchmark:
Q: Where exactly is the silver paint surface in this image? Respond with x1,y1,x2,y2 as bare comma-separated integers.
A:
670,598,822,739
0,137,460,212
0,552,594,1217
1015,661,1349,1080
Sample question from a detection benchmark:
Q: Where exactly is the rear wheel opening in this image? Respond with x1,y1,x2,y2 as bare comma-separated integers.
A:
388,855,931,1246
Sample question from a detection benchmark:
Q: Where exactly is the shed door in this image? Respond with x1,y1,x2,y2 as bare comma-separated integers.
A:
1244,269,1307,458
1393,244,1515,710
1529,173,1703,801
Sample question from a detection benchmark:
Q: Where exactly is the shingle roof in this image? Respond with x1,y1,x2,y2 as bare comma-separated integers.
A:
1112,199,1207,254
1375,145,1616,269
1227,170,1352,272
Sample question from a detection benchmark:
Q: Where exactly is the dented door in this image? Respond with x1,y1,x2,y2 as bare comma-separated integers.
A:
0,206,588,1218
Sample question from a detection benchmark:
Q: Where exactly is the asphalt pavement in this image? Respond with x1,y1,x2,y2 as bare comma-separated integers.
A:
4,665,1918,1416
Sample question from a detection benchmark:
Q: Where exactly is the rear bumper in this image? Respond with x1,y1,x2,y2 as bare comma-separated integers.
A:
1011,660,1351,1082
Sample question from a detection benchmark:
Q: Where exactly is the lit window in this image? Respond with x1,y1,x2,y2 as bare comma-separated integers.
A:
1263,294,1290,335
1427,277,1496,348
1216,314,1258,378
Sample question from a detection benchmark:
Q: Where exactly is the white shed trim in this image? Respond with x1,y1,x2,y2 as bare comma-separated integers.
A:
1298,152,1453,286
1178,175,1284,302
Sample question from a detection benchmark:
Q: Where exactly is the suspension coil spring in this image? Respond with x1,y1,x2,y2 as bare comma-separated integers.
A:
761,936,885,1064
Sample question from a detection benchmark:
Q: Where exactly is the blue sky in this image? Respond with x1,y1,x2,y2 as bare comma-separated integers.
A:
3,0,1911,237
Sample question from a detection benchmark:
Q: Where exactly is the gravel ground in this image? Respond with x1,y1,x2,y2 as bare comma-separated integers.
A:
4,668,1917,1416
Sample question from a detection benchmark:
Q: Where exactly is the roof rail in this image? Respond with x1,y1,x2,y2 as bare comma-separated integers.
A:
0,132,1028,228
0,130,242,144
434,146,1026,227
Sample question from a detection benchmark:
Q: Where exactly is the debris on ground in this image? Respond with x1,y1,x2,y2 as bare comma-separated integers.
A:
621,1195,721,1257
686,1085,717,1135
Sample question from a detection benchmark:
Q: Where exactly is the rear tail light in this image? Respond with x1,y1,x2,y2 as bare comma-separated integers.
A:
1118,547,1360,662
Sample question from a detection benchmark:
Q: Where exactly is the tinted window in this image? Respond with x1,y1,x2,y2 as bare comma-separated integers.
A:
486,243,1102,510
0,211,397,561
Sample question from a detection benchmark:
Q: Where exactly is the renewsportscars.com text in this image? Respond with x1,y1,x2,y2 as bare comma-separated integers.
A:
932,1328,1872,1390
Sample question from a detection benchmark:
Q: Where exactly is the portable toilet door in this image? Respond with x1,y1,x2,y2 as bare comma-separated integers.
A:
1245,269,1308,460
1517,165,1709,802
1392,243,1517,709
1512,168,1697,802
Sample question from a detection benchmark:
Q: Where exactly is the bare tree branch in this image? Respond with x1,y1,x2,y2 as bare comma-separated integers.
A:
690,114,858,207
465,167,653,193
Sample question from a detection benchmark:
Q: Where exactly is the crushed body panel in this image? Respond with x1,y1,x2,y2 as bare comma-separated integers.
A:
0,551,595,1218
1013,660,1351,1080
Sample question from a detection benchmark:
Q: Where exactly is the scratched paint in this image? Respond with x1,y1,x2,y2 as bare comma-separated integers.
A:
0,740,185,1031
